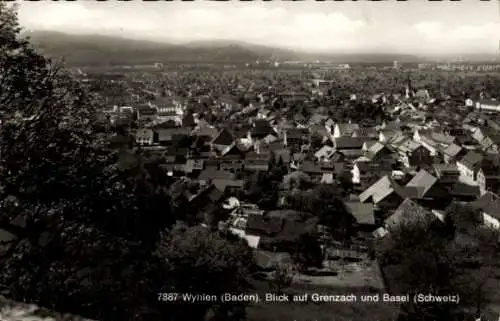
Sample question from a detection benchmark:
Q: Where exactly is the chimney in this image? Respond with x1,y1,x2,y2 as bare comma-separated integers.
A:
283,130,288,147
255,141,260,154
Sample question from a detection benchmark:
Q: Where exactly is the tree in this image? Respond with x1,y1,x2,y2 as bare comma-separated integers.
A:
281,171,312,191
0,5,254,321
268,263,294,295
292,232,323,271
378,208,500,321
309,184,355,241
155,224,254,321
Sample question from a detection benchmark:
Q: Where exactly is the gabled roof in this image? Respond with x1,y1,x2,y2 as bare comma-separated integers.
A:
212,128,235,146
336,123,360,135
314,145,335,159
450,182,481,197
397,139,422,153
429,132,455,145
443,143,462,157
405,170,438,199
469,192,500,220
220,142,245,158
334,137,367,150
252,120,275,137
359,175,406,204
300,161,323,174
246,214,284,236
198,168,234,181
345,202,375,225
213,178,244,192
193,123,218,139
433,164,459,177
388,133,408,147
459,151,484,169
367,142,388,155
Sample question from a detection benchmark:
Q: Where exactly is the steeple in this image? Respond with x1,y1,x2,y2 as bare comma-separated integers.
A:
405,72,414,99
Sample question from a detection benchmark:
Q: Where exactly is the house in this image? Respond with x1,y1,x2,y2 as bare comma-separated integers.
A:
136,106,157,122
300,161,323,180
396,139,433,168
359,175,407,213
403,169,449,208
212,178,244,194
272,148,291,165
244,152,270,172
245,214,284,237
456,151,484,184
309,124,330,145
471,127,488,143
198,168,235,186
364,142,396,163
189,184,224,220
157,111,183,126
192,122,219,141
155,127,191,146
384,198,444,231
353,127,378,138
333,123,360,138
480,134,500,154
442,143,464,164
351,161,392,188
413,130,455,156
182,112,196,128
432,164,460,186
284,128,309,148
220,142,245,160
476,157,500,195
135,129,154,146
475,99,500,112
333,137,369,158
345,202,376,231
469,192,500,229
450,182,481,202
404,170,438,199
211,128,235,153
314,145,335,162
251,120,276,140
184,159,204,175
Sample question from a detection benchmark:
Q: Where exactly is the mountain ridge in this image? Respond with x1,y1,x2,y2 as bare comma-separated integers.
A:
21,31,497,66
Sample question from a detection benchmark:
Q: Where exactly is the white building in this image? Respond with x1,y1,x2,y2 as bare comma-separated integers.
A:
135,129,154,146
475,99,500,112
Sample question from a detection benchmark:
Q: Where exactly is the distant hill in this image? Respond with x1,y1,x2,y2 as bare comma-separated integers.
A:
21,31,476,67
22,31,291,66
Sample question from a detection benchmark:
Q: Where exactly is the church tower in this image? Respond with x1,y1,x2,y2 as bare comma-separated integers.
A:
405,72,414,99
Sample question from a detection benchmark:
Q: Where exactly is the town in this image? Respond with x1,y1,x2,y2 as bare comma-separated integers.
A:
1,1,500,321
76,62,500,320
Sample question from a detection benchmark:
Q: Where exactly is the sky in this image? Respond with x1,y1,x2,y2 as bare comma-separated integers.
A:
17,1,500,55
